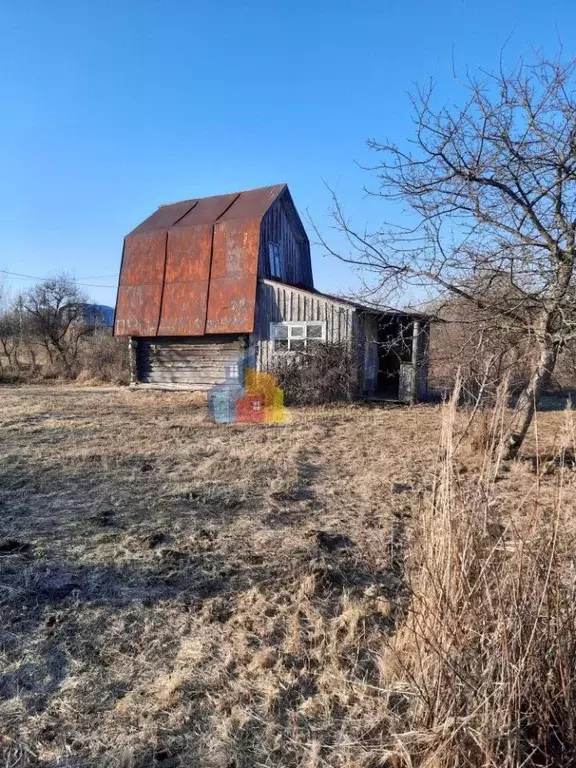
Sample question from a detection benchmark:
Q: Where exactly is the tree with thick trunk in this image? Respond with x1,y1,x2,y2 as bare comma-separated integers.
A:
318,55,576,457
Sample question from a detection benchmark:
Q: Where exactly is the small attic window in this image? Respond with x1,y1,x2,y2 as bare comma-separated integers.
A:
268,243,282,279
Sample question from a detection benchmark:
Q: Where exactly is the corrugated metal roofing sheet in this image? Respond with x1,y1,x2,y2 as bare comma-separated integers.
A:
115,184,286,337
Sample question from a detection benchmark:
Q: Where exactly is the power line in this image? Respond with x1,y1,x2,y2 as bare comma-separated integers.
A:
0,268,117,282
72,274,118,280
0,269,118,288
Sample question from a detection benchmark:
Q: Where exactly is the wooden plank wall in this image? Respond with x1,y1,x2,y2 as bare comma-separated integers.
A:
136,335,244,390
252,280,357,372
415,320,430,401
258,191,313,289
362,314,379,394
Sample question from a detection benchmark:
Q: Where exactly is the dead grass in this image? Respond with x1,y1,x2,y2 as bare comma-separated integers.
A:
0,386,574,767
377,382,576,767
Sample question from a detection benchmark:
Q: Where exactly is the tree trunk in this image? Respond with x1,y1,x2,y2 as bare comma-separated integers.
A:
503,338,559,460
28,348,37,376
51,337,73,376
43,341,54,365
1,340,14,371
12,342,21,372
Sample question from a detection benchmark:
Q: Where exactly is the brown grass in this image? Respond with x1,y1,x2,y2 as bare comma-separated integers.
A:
0,386,575,767
379,382,576,766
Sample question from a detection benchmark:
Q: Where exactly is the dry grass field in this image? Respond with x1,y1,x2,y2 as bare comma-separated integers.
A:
1,385,575,767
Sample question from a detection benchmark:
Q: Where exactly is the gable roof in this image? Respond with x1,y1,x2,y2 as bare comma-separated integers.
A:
114,184,287,337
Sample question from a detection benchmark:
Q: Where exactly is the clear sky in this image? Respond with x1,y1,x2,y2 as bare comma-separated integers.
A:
1,0,574,307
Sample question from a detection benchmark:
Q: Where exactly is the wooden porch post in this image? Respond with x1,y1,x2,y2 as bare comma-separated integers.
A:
411,319,420,404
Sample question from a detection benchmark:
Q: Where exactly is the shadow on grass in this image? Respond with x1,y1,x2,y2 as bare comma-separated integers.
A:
0,419,411,768
536,390,576,411
0,553,228,715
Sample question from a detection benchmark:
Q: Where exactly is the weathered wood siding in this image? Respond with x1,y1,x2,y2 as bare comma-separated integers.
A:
414,320,430,401
135,335,245,390
252,280,357,373
258,189,313,289
361,314,379,394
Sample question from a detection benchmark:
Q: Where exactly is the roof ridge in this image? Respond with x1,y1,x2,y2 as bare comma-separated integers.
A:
158,183,286,209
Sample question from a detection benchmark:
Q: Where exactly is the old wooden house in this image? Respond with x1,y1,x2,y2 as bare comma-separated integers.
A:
114,184,429,402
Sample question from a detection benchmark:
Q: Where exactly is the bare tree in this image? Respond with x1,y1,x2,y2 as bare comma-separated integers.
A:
0,308,22,372
319,55,576,457
0,286,42,375
24,275,88,375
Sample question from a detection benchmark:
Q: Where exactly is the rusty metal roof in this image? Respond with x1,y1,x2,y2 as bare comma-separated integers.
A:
115,184,286,337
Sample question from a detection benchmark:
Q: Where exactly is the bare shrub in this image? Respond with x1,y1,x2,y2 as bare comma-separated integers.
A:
551,339,576,392
272,342,355,405
0,368,25,385
0,276,128,384
0,294,37,378
380,380,576,767
428,296,533,402
23,275,89,376
77,332,129,384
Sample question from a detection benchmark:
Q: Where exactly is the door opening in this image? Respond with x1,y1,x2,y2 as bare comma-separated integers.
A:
376,317,413,399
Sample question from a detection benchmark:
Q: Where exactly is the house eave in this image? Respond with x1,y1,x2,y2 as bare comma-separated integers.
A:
259,279,432,319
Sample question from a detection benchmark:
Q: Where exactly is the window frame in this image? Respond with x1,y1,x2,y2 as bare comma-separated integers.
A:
270,321,326,352
268,242,283,279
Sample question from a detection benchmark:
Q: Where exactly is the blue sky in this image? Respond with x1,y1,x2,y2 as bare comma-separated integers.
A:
1,0,574,307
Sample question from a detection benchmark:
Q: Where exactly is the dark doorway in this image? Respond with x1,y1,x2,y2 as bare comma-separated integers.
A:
376,316,413,399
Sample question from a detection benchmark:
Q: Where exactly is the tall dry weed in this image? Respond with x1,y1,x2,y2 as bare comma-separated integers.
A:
380,378,576,767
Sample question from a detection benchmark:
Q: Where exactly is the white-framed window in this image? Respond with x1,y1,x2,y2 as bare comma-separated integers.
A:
271,321,326,352
268,242,282,279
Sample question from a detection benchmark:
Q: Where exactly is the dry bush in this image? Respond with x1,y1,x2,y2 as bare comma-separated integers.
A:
428,298,576,401
0,368,25,384
0,333,129,385
76,332,129,384
428,299,534,402
380,380,576,767
468,408,496,452
550,340,576,393
272,342,356,405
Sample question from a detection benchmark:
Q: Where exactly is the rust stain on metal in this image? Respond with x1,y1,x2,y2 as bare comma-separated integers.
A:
158,224,212,335
130,199,198,233
205,275,256,334
115,283,165,336
164,224,213,283
210,219,260,278
157,281,210,336
115,229,167,336
206,218,260,333
115,184,286,337
120,230,167,286
174,192,239,227
219,184,283,221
